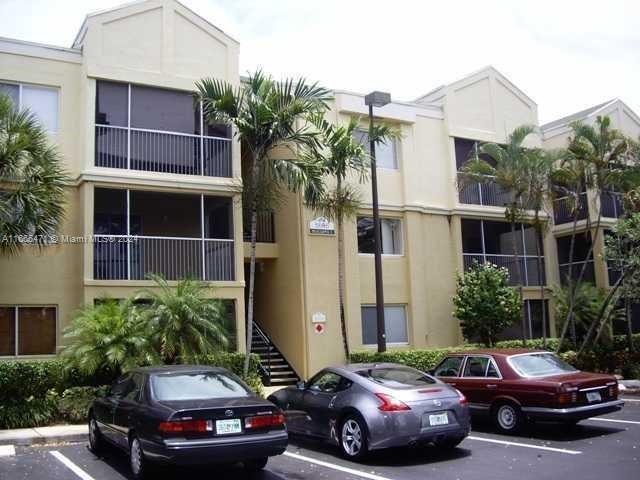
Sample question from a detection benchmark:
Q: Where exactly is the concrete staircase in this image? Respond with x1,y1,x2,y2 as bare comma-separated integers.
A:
251,322,299,387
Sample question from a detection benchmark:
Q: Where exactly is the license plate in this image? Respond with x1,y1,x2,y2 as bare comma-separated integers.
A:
428,413,449,426
215,418,241,435
586,391,602,403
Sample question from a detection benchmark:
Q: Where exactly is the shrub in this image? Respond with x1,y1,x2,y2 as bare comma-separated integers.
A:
350,348,469,372
58,386,109,423
0,389,59,429
452,262,521,346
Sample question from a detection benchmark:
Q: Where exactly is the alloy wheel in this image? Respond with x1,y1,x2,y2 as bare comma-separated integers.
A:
130,438,143,476
342,419,363,456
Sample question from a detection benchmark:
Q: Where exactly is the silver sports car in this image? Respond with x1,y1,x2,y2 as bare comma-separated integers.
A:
268,363,471,459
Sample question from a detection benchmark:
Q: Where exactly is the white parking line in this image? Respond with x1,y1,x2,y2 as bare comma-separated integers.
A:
284,451,394,480
49,451,96,480
620,397,640,403
0,445,15,457
466,436,582,455
587,418,640,425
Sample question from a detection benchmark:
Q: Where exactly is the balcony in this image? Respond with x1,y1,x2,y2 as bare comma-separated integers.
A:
553,192,588,225
601,192,624,219
95,125,231,177
93,188,235,281
457,174,514,207
558,261,595,286
94,236,234,281
243,211,275,243
463,253,546,286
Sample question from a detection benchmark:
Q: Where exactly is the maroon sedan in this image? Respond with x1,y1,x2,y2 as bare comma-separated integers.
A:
432,349,624,434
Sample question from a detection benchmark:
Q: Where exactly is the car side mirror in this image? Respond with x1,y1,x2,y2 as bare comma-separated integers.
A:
296,381,306,390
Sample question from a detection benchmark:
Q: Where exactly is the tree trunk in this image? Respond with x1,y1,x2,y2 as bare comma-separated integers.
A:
337,213,350,360
243,158,261,378
509,215,526,346
626,296,634,352
535,221,547,348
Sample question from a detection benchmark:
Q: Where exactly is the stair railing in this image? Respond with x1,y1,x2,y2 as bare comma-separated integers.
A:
252,321,273,384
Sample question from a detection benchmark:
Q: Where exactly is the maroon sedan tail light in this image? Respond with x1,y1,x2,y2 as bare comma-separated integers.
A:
375,393,411,411
607,382,618,398
244,413,285,429
158,419,209,435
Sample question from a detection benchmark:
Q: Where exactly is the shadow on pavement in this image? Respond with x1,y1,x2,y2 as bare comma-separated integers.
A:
471,417,625,442
88,445,287,480
288,434,472,468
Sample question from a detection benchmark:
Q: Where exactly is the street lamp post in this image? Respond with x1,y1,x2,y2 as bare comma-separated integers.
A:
364,91,391,353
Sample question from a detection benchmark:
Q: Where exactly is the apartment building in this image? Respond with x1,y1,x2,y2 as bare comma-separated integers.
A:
1,0,638,381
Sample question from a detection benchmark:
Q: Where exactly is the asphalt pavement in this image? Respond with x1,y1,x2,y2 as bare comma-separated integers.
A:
1,398,638,480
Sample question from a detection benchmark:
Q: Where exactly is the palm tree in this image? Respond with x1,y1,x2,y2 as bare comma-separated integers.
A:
555,116,629,351
62,299,157,376
0,93,68,255
197,71,331,376
460,125,537,344
304,116,396,360
138,275,230,364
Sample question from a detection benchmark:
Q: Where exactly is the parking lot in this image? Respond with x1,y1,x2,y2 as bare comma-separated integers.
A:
1,398,638,480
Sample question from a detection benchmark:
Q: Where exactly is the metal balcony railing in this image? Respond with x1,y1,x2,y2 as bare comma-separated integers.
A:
93,235,234,281
95,125,232,177
243,211,275,243
553,192,588,225
463,253,546,286
601,192,624,219
558,260,595,286
457,174,515,207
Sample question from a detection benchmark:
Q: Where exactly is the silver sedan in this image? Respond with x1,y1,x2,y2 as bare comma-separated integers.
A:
268,363,471,460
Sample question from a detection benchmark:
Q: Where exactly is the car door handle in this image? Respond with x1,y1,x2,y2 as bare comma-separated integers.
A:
449,383,456,386
486,384,498,389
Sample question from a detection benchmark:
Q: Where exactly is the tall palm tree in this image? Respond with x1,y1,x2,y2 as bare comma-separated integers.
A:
0,94,68,255
460,125,537,344
305,115,396,360
197,71,331,375
138,275,230,364
555,116,629,351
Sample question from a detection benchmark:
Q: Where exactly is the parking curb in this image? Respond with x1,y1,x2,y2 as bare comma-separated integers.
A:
0,425,88,447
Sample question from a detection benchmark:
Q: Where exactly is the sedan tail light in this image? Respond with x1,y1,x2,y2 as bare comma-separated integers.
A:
375,393,411,412
607,382,618,398
158,419,209,435
245,413,285,429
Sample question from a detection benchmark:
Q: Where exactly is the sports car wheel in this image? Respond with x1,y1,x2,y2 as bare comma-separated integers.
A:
493,402,524,434
340,415,368,460
88,416,104,454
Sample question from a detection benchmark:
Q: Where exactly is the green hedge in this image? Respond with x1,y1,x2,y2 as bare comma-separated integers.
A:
350,334,640,375
0,353,263,429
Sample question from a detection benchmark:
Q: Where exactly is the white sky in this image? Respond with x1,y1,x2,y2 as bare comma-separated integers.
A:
1,0,639,124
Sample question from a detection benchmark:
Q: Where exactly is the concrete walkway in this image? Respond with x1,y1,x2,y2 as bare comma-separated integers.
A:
0,424,88,446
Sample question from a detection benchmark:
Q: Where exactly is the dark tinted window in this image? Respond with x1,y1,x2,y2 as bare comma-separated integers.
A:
483,220,517,255
96,81,128,127
454,138,496,170
358,366,436,389
556,233,593,264
151,372,250,401
0,307,15,356
94,188,126,235
129,190,200,237
463,356,490,377
461,219,483,252
110,375,133,398
131,85,198,134
308,371,342,393
125,374,144,402
204,197,232,239
0,82,19,106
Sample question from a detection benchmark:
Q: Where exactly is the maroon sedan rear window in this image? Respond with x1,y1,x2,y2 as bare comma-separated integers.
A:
509,353,577,377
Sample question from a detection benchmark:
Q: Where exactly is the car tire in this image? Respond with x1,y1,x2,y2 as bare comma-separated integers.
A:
129,435,150,480
244,457,268,471
340,414,368,461
435,436,465,450
88,415,105,454
492,402,524,434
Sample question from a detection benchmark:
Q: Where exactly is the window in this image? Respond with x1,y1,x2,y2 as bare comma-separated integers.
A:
109,375,133,398
509,353,577,378
0,306,56,356
461,218,545,286
0,82,59,132
556,233,595,285
357,366,436,389
497,299,550,341
125,374,144,402
433,356,463,377
361,305,408,345
151,372,250,401
308,371,343,393
357,217,402,254
353,130,397,169
463,356,490,377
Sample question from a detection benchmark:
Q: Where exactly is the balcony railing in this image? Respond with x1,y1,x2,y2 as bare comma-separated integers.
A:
95,125,232,177
601,192,624,219
457,174,515,207
558,260,595,286
93,235,234,281
463,253,546,286
243,211,275,243
553,192,588,225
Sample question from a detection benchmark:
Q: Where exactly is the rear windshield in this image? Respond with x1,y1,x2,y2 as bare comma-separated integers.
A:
151,372,251,401
357,367,436,389
509,353,578,377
